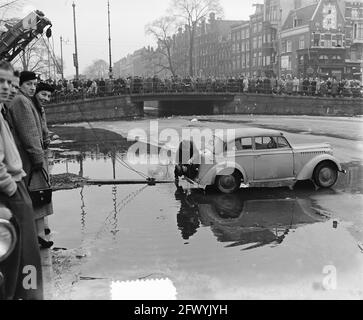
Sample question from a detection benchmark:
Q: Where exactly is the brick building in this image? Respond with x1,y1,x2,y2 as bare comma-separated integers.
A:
280,0,348,79
345,0,363,80
230,22,251,76
194,13,244,77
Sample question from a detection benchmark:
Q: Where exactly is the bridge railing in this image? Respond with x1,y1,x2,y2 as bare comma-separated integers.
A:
50,80,362,104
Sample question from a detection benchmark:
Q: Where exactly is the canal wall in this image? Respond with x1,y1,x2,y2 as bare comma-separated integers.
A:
45,94,363,124
213,94,363,117
46,96,144,124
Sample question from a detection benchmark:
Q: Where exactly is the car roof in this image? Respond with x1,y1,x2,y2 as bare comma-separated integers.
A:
217,128,284,142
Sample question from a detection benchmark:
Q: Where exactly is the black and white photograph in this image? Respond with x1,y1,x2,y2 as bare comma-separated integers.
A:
0,0,362,304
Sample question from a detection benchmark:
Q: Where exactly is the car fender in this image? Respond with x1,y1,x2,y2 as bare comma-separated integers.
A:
199,161,247,186
296,154,342,181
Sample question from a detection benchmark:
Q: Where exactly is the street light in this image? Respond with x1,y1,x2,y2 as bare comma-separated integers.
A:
107,0,113,79
72,2,79,80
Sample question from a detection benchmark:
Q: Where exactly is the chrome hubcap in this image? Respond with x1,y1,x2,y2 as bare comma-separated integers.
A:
319,167,336,185
219,175,236,190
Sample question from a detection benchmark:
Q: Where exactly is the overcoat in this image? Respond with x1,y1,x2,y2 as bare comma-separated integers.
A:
8,91,53,220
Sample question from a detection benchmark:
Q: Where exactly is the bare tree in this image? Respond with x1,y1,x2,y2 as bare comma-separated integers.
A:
170,0,223,76
84,59,108,79
146,16,177,77
0,0,23,21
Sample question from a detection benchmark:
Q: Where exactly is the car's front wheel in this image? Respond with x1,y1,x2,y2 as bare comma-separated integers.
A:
215,172,242,194
313,162,338,188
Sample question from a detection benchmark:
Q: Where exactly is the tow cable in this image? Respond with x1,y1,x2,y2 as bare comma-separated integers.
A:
87,177,176,186
74,103,175,186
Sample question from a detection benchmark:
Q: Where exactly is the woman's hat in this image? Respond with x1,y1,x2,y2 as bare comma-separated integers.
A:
36,82,55,94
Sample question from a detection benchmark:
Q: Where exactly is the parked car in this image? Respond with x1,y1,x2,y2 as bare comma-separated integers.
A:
175,128,345,194
0,205,18,299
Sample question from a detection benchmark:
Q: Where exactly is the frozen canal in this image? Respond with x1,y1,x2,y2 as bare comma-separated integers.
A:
48,115,363,300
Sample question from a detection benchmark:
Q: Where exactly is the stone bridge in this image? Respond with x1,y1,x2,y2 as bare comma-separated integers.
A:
45,92,363,124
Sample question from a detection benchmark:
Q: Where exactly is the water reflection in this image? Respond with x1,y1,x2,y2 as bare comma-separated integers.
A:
49,126,134,178
175,187,332,249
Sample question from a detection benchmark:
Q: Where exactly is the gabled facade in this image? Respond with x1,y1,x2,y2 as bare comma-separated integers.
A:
280,0,353,79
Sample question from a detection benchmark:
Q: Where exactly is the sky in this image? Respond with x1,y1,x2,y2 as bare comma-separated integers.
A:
6,0,261,77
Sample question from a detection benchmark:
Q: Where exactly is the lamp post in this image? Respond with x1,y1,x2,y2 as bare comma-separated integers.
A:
72,2,79,80
60,36,64,80
107,0,113,79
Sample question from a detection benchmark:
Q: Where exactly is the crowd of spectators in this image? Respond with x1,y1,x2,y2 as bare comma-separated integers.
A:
48,75,363,103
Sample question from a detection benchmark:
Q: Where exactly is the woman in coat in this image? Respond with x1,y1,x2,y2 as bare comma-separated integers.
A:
8,72,53,248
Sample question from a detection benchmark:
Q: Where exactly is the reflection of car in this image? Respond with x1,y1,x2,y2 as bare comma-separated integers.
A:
0,205,18,299
175,128,345,193
178,190,329,249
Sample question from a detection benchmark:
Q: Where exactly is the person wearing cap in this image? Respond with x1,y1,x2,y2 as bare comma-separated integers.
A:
33,82,54,151
0,61,43,300
32,82,55,243
8,72,53,248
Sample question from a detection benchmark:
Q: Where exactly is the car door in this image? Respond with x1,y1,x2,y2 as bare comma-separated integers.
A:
253,136,294,181
226,137,254,181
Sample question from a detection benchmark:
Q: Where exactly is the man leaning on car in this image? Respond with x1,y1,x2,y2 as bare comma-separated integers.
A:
0,60,43,300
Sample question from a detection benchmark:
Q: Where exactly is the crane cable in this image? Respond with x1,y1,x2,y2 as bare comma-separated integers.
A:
73,103,151,180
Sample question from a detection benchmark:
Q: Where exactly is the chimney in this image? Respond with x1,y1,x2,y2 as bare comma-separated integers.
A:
209,12,216,23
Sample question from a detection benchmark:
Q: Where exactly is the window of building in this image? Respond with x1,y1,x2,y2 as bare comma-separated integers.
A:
266,55,271,66
258,52,262,66
286,40,292,52
253,53,257,66
313,33,320,46
258,36,262,48
354,23,363,40
294,18,301,28
246,53,250,67
258,22,262,32
281,41,286,53
299,36,305,49
246,41,250,51
319,55,329,63
246,29,250,38
242,53,246,67
336,34,343,47
253,37,257,49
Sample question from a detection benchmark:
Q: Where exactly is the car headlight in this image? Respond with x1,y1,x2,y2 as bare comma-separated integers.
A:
0,219,17,263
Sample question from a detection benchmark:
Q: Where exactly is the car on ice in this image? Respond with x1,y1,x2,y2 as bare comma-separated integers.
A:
175,128,345,194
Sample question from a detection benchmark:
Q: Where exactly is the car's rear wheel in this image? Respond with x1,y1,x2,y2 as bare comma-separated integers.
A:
215,172,242,194
313,162,338,188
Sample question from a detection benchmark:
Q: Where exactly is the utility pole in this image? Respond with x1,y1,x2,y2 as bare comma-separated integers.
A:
47,38,51,80
72,2,79,80
60,36,64,80
107,0,113,79
52,36,57,80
